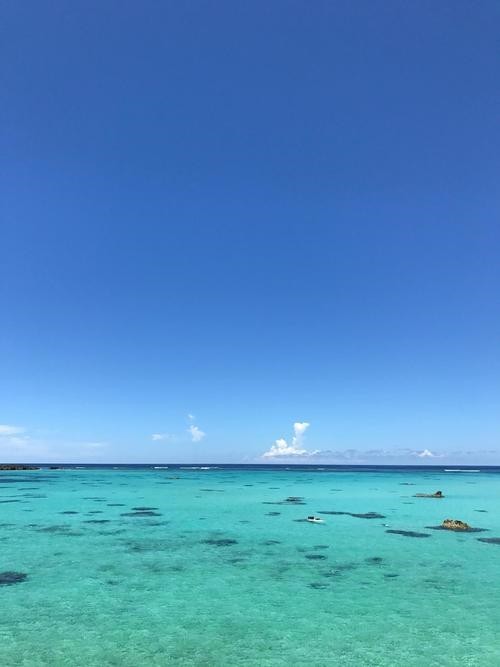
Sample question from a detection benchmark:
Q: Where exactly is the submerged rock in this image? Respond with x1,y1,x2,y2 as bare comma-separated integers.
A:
477,537,500,545
318,511,386,519
414,491,444,498
386,529,431,538
0,571,28,585
365,556,383,565
120,511,162,517
201,538,238,547
305,553,327,560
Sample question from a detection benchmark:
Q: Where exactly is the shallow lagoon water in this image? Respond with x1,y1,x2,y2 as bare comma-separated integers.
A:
1,465,499,666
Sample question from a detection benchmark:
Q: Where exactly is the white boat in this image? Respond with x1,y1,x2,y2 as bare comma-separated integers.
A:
306,516,324,523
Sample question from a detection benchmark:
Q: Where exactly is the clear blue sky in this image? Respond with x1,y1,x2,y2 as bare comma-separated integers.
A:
1,1,499,463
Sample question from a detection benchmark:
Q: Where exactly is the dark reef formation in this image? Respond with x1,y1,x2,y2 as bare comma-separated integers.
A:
318,511,386,519
414,491,444,498
0,571,28,585
477,537,500,545
386,529,431,538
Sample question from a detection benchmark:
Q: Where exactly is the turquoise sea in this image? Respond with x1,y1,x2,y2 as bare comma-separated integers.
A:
1,464,499,666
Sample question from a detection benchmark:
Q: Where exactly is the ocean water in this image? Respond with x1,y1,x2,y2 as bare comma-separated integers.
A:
1,464,499,667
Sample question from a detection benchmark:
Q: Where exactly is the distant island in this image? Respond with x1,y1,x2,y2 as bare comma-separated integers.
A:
0,464,40,471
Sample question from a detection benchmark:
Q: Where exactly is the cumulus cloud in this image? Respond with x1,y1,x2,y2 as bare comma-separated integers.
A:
188,425,206,442
417,448,441,458
262,422,318,458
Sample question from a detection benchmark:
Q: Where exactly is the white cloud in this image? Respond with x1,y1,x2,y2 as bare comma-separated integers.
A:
263,422,318,458
188,425,206,442
0,424,25,436
152,414,205,443
151,433,171,441
417,448,441,458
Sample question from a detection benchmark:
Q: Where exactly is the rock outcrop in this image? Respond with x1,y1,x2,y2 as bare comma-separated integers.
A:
442,518,471,531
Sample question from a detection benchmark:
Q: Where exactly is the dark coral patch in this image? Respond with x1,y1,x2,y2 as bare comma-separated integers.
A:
323,563,358,577
425,525,488,533
318,511,386,519
84,519,111,524
305,554,327,560
36,525,72,533
60,511,79,515
366,556,383,565
0,571,27,585
384,573,399,578
309,582,329,589
131,507,159,511
201,538,238,547
386,529,431,538
120,510,162,516
107,503,125,507
477,537,500,545
266,512,281,516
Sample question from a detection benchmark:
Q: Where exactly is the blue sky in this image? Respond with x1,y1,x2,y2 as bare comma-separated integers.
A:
1,1,499,463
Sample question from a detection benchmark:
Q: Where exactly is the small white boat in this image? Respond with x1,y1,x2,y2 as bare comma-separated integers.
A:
306,516,324,523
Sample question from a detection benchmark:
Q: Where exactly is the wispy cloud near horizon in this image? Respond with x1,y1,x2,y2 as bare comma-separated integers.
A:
0,424,25,436
266,447,498,464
